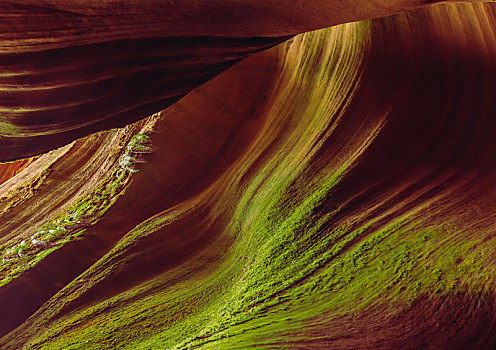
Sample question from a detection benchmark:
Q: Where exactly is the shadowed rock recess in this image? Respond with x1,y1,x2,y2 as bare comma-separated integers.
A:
1,1,496,349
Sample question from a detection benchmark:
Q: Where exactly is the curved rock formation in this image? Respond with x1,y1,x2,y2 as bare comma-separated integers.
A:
0,0,475,161
1,1,496,349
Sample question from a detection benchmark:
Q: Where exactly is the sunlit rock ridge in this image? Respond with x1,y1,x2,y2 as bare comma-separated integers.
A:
1,1,496,349
0,0,475,161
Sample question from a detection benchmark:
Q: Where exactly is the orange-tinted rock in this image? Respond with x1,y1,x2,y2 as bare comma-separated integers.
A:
0,158,36,185
0,0,473,161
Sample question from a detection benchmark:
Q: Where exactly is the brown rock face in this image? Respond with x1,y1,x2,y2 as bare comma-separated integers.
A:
0,158,35,184
0,34,287,161
0,1,496,348
0,0,471,161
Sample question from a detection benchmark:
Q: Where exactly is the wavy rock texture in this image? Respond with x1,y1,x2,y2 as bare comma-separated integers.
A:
1,1,496,349
0,0,475,161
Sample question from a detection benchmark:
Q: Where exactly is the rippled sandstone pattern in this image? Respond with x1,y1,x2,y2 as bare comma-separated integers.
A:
0,0,479,161
1,1,496,349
